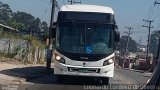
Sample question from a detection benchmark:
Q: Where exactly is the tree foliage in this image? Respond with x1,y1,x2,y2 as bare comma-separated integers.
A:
41,21,48,32
0,2,49,37
117,36,138,53
149,31,160,56
12,11,35,29
8,20,25,30
0,1,49,46
0,2,47,64
0,3,13,24
11,11,49,38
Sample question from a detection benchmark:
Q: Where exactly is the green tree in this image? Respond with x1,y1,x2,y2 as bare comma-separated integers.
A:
41,21,48,32
0,2,47,64
8,20,25,30
0,3,13,24
117,36,138,53
11,12,48,34
31,17,41,34
11,11,35,29
149,31,159,56
0,2,49,38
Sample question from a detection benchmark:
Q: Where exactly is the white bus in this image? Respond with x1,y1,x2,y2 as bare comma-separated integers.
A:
53,4,120,84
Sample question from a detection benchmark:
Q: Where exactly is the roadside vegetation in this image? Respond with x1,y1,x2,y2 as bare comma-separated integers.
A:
0,1,48,64
0,30,47,64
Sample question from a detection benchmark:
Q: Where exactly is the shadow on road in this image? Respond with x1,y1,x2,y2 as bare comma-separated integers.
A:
57,76,104,85
30,73,105,85
0,66,53,81
0,66,104,85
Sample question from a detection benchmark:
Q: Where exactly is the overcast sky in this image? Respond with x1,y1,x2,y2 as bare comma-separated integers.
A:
0,0,157,45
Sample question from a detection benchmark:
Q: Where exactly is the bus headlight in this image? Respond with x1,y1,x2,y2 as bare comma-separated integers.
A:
56,55,61,60
103,59,114,66
55,54,65,64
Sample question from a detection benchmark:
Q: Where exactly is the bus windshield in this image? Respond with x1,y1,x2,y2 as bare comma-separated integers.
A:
56,22,114,55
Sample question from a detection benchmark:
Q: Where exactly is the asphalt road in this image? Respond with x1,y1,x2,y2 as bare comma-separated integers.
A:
0,67,151,90
111,68,151,84
113,68,151,84
13,68,151,90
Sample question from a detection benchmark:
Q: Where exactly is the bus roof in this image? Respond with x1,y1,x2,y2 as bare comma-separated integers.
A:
60,4,114,14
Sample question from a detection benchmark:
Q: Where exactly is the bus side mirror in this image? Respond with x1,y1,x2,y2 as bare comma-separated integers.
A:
115,25,118,29
50,22,57,38
115,30,120,42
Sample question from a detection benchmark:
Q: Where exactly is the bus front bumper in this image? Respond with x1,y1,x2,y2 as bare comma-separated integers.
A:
54,62,114,78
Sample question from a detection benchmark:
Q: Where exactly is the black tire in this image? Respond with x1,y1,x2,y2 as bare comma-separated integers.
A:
56,75,66,83
101,77,109,85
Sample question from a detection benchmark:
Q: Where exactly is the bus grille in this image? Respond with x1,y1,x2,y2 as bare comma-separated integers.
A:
68,67,100,73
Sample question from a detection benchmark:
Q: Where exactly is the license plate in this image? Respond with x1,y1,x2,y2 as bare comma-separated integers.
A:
79,69,88,73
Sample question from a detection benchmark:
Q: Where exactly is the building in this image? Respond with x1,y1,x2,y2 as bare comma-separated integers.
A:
135,52,153,70
0,23,19,33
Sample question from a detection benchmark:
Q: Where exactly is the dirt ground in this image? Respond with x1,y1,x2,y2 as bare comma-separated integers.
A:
0,57,49,84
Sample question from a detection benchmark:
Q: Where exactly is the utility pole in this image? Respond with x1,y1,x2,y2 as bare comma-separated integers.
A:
139,37,142,45
46,0,56,69
122,27,133,68
68,0,81,4
142,19,154,70
124,27,133,54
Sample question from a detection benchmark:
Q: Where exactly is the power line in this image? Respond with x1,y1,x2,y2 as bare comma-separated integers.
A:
133,0,157,34
152,1,160,31
145,0,156,20
40,2,51,21
55,1,60,10
143,1,160,34
151,5,160,21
